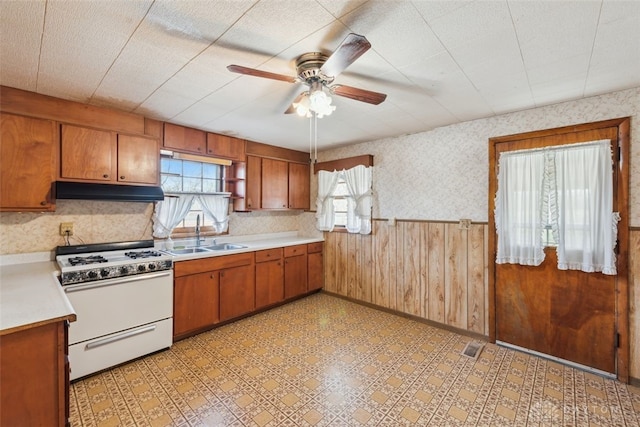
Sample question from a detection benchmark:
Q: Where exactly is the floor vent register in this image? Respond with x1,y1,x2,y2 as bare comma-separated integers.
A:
461,341,484,360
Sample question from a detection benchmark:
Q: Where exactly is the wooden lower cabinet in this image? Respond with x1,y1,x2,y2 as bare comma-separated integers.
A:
174,271,219,338
255,248,284,309
0,321,69,426
219,264,255,321
307,242,324,291
284,245,308,299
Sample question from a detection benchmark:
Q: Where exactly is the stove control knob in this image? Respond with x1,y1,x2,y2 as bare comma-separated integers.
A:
100,269,110,277
88,271,98,279
138,265,146,272
120,266,129,275
148,263,156,270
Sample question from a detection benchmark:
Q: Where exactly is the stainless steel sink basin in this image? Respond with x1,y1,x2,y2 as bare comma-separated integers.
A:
167,247,211,255
203,243,248,251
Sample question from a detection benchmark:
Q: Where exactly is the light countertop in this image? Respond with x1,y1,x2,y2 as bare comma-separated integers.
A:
0,260,76,335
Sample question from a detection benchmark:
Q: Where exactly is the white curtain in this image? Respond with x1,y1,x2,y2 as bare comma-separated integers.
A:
495,140,619,275
315,170,340,231
152,195,195,238
344,165,373,235
199,194,230,234
495,150,547,266
554,141,619,274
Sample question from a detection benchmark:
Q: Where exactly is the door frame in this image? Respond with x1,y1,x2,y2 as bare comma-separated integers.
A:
487,117,630,383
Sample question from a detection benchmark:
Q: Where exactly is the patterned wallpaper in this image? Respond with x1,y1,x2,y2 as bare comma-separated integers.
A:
313,87,640,226
0,87,637,255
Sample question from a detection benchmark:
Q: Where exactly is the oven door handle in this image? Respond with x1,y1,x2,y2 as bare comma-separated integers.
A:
85,324,157,350
63,271,172,293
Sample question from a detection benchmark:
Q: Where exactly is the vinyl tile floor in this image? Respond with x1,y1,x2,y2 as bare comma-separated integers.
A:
70,293,640,426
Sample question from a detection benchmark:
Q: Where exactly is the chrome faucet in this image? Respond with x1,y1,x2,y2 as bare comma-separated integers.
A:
195,214,201,247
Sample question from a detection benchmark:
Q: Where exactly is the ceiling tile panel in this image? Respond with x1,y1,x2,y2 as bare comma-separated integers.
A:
37,0,152,103
93,0,253,110
0,0,45,91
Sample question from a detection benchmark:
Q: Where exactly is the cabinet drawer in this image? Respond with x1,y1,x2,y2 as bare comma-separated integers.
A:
307,242,323,253
284,244,307,258
255,248,283,263
174,252,254,277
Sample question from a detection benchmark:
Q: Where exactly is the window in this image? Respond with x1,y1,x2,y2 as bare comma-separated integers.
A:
332,177,348,228
160,157,224,230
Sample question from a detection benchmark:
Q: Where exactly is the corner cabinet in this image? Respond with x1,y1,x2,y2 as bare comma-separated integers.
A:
60,124,159,185
245,155,310,211
0,113,57,211
307,242,324,291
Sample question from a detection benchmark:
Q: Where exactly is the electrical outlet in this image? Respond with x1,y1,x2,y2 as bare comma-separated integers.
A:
458,219,471,230
60,222,74,236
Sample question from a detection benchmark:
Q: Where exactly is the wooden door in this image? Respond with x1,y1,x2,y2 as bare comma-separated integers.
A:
308,251,324,291
246,155,261,210
117,134,159,185
288,162,310,209
207,133,245,161
61,124,115,181
261,158,288,209
0,114,56,211
490,119,630,378
255,255,284,309
219,264,255,321
173,272,219,338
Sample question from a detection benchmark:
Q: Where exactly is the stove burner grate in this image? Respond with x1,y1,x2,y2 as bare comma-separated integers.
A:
68,255,108,266
125,250,163,259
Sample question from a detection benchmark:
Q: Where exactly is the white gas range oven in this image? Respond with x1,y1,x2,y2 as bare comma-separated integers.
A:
56,240,173,381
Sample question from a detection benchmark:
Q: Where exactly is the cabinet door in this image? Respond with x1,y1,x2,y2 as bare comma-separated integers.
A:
256,259,284,309
0,114,56,211
308,251,324,291
117,134,159,185
245,155,262,210
163,123,206,154
262,158,288,209
207,133,246,161
174,272,219,338
219,264,255,321
284,254,308,299
288,162,310,209
61,124,115,181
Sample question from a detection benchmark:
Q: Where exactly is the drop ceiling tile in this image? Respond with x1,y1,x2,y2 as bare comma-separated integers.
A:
0,0,45,90
341,0,446,68
93,0,252,110
38,0,152,103
509,0,600,70
411,0,475,23
316,0,370,19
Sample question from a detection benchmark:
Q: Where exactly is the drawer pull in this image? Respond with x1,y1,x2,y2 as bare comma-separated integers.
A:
85,324,156,349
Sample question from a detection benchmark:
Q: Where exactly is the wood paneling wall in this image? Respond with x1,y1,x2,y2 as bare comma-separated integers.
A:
324,219,489,336
630,229,640,380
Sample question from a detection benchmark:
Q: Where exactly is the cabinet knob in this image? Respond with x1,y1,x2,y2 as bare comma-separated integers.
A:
282,204,286,208
120,176,125,180
210,274,214,279
40,201,47,206
103,174,109,178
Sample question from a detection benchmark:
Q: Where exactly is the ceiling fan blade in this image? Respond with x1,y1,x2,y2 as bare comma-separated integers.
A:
331,85,387,105
320,33,371,78
285,92,306,114
227,65,297,83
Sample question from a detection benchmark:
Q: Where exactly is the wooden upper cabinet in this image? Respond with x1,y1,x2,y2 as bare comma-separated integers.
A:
262,158,288,209
207,133,246,161
117,134,159,185
245,155,262,210
60,124,159,185
288,162,310,210
0,113,57,211
163,122,206,154
60,124,115,182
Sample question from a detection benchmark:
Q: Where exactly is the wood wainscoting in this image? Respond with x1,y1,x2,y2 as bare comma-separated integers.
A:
323,219,489,336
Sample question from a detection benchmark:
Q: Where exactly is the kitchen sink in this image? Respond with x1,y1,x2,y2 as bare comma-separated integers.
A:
166,247,212,255
203,243,248,251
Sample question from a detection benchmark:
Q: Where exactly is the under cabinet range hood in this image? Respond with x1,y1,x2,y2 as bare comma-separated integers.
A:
55,181,164,202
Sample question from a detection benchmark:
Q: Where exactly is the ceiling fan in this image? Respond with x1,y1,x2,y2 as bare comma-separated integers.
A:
227,33,387,116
